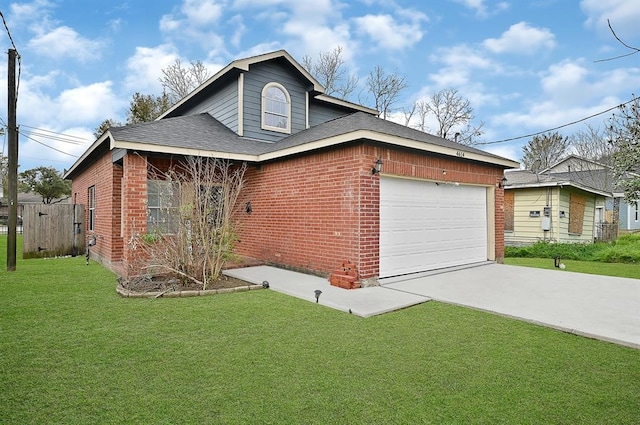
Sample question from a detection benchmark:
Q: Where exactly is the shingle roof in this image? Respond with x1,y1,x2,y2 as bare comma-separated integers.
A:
110,111,513,163
109,113,270,155
504,169,614,196
265,111,506,160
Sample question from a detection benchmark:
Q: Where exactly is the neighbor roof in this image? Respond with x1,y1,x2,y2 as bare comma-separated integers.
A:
504,169,612,197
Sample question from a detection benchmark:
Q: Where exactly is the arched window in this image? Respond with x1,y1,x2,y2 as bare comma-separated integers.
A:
262,82,291,133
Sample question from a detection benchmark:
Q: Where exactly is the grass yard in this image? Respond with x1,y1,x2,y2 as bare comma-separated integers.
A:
505,233,640,279
1,238,640,424
504,257,640,279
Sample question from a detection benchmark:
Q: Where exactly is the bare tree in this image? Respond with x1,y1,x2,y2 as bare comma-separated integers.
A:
401,88,484,145
570,124,616,165
160,59,211,104
521,132,571,171
132,157,246,289
302,46,358,100
365,66,408,119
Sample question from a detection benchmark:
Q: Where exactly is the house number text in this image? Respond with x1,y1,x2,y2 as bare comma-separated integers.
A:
456,151,465,157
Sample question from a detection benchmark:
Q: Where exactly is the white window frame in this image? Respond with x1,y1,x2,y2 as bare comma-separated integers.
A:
261,82,291,134
147,180,180,234
88,185,96,232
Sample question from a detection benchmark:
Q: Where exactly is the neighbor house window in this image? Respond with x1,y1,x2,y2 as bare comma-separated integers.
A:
504,190,514,232
88,185,96,231
569,193,586,235
261,82,291,133
634,203,639,222
147,180,180,233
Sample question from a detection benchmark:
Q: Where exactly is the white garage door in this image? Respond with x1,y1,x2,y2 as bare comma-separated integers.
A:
380,177,488,278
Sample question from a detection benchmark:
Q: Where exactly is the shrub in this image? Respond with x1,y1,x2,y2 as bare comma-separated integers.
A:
506,236,640,263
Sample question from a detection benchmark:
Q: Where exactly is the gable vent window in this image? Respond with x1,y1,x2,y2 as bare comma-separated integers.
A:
262,82,291,133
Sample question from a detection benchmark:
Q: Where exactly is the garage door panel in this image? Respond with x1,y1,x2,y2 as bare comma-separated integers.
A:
380,177,488,278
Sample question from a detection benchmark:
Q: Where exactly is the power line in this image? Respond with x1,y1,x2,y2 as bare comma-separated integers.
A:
20,125,90,145
20,124,90,140
19,131,79,158
477,97,639,146
0,10,18,51
0,10,21,110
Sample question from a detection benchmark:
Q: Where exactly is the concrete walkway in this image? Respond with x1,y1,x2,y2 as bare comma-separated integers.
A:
223,266,429,317
384,263,640,349
224,263,640,349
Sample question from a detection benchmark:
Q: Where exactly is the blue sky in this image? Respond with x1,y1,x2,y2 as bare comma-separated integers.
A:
1,0,639,172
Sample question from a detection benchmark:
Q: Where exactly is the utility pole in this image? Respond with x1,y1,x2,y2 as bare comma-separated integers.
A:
7,48,18,271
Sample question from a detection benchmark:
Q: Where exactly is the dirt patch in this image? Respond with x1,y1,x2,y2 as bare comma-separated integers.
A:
117,273,253,295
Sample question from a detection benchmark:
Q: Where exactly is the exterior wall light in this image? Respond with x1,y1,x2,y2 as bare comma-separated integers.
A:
498,176,507,188
372,158,383,175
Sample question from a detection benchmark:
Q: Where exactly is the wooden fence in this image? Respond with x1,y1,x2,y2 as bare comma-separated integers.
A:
22,204,85,259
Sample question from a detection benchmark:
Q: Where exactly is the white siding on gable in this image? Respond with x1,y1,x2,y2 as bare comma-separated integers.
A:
180,79,239,133
243,60,307,142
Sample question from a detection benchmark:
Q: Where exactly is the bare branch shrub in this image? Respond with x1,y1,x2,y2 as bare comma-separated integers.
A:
137,157,246,289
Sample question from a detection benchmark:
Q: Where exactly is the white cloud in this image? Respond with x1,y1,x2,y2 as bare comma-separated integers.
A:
10,0,54,24
28,26,104,62
483,22,556,54
353,12,426,50
124,45,181,94
57,82,122,124
12,78,123,170
490,58,640,133
452,0,509,18
581,0,640,38
428,44,496,88
160,0,228,56
181,0,224,27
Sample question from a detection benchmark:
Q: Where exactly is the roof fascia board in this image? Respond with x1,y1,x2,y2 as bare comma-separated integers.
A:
75,127,519,177
63,131,111,179
506,181,610,196
258,129,520,168
314,94,378,115
113,140,258,162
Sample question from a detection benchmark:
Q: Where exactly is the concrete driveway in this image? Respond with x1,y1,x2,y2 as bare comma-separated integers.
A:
383,263,640,349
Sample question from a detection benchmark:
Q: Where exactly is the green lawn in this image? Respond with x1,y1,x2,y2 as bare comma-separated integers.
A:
504,257,640,279
1,239,640,424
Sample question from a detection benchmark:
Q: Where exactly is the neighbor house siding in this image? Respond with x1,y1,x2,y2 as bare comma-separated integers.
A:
624,201,640,231
179,79,239,133
242,61,307,142
557,188,596,243
505,188,559,245
69,153,124,271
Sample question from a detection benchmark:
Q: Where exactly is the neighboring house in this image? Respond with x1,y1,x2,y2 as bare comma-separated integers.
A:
543,155,639,233
504,165,611,246
64,50,518,284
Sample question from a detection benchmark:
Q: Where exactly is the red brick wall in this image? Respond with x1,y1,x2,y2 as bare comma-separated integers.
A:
69,153,123,270
236,145,371,277
235,143,506,280
71,145,506,280
120,153,148,275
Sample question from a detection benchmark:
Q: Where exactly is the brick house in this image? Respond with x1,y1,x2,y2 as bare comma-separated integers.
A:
64,50,518,285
